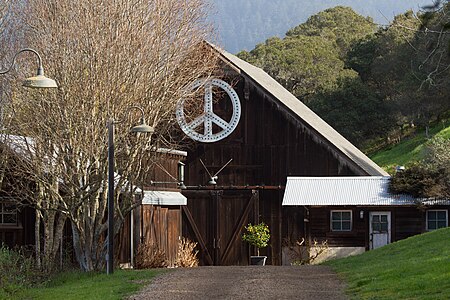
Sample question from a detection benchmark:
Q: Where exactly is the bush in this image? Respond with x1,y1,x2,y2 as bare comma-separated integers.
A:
135,243,167,269
242,222,270,256
0,245,45,296
175,237,199,268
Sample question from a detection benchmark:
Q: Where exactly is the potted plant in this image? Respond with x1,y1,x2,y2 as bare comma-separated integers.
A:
242,222,270,265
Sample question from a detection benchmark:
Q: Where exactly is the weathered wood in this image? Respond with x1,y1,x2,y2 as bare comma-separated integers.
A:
221,190,256,263
182,205,214,265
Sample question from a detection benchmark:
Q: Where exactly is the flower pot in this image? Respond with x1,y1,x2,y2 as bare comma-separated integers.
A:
250,256,267,266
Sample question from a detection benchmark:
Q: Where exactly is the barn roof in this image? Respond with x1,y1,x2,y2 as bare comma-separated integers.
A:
212,44,388,176
282,176,415,206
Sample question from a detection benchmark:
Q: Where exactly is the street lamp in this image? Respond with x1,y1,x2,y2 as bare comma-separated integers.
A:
0,48,57,88
107,106,154,274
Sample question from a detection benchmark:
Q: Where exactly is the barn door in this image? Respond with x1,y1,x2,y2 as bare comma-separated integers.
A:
182,189,259,266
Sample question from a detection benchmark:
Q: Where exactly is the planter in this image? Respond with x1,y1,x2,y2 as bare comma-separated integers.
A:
250,256,267,266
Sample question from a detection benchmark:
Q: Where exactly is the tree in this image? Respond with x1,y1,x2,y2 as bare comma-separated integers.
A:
238,35,358,103
286,6,377,58
310,77,391,147
1,0,218,271
390,136,450,199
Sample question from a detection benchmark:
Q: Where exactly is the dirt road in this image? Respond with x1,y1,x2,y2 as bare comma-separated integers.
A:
130,265,347,300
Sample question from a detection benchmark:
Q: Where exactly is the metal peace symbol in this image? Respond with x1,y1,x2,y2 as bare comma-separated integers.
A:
176,78,241,143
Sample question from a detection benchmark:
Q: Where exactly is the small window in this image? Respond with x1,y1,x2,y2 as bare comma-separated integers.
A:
427,210,448,231
0,202,17,225
331,210,352,232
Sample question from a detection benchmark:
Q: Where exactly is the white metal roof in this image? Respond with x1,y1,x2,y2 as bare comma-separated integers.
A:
210,43,388,176
282,176,415,206
142,190,187,206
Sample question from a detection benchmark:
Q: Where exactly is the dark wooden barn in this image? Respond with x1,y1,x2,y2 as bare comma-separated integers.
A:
176,45,395,266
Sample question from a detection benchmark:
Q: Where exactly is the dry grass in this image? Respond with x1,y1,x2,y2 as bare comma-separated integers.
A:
175,237,199,268
135,243,167,269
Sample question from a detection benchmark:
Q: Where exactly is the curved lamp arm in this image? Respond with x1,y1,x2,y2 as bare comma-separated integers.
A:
0,48,43,75
0,48,57,88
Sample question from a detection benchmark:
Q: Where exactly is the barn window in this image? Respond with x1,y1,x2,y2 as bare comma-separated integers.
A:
426,210,448,231
0,202,17,225
330,210,352,231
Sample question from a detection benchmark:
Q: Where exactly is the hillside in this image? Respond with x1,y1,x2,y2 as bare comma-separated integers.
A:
326,227,450,299
209,0,428,53
371,123,450,173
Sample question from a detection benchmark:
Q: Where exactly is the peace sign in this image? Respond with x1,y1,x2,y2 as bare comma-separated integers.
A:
176,78,241,143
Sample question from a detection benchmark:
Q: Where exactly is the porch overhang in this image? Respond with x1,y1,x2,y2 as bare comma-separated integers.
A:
142,190,187,206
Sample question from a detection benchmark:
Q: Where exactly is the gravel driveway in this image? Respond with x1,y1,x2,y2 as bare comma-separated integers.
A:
130,265,348,300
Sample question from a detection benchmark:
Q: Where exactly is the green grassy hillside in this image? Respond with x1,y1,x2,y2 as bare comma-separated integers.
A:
370,123,450,173
326,227,450,299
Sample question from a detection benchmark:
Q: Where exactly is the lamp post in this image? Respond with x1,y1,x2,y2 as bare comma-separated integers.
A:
107,106,154,274
0,48,57,88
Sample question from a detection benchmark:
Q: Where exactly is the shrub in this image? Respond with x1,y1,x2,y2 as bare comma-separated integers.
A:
242,222,270,256
284,238,328,265
135,243,167,269
0,245,45,297
175,237,199,268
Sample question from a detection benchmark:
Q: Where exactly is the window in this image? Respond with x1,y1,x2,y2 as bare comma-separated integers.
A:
427,210,448,231
331,210,352,231
371,214,389,233
0,202,17,225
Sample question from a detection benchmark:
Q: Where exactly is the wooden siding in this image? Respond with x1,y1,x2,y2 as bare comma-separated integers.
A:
119,205,182,267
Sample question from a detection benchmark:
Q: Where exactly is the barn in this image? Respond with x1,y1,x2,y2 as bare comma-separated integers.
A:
170,44,446,266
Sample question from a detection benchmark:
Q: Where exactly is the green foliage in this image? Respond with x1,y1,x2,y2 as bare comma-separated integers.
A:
326,227,450,299
389,133,450,199
238,5,450,148
310,77,391,146
238,7,367,103
286,6,377,57
242,223,270,252
0,245,46,298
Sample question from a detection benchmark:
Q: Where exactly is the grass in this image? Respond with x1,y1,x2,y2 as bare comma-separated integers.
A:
370,123,450,171
2,268,166,300
326,227,450,299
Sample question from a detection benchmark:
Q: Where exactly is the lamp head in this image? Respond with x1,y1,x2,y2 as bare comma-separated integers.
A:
208,176,218,185
130,122,154,134
22,74,58,89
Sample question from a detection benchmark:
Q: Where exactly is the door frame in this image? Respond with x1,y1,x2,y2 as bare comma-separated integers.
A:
369,211,391,250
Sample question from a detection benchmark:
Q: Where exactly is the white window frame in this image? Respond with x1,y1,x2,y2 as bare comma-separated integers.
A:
426,209,448,231
330,210,352,232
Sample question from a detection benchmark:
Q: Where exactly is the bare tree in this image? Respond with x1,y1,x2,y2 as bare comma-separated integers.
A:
1,0,218,271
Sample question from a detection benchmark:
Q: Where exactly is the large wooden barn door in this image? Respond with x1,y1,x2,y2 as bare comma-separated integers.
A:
182,189,259,266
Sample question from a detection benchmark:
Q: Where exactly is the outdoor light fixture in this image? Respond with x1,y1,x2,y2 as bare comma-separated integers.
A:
0,48,58,88
107,106,154,275
360,211,364,219
178,161,186,189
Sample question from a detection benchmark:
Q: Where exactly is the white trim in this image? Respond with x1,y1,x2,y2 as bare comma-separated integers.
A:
426,209,448,231
330,210,352,232
369,211,391,249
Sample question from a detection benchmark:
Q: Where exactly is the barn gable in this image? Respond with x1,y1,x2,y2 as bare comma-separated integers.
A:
213,44,387,176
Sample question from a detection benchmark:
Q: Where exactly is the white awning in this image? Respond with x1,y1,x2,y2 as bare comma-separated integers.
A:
142,190,187,206
282,176,415,206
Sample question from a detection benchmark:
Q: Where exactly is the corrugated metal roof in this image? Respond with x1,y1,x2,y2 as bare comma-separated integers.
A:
142,190,187,206
209,43,388,176
282,176,415,206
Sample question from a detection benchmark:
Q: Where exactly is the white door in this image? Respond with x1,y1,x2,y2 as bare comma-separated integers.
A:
369,212,391,249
